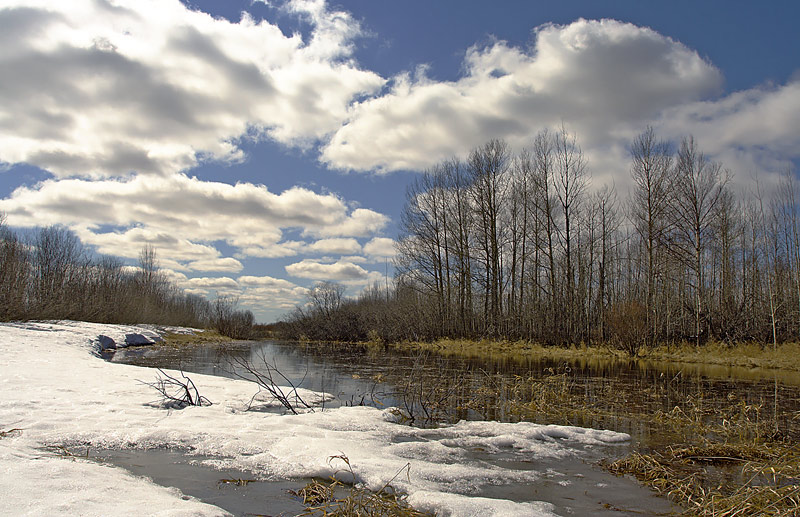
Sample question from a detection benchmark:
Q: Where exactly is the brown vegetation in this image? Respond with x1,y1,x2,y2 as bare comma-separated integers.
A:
0,218,253,338
281,128,800,359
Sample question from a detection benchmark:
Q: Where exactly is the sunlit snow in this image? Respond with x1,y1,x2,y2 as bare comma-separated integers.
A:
0,321,631,516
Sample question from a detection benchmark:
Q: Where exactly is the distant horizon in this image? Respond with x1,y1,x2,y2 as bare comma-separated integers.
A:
1,0,799,322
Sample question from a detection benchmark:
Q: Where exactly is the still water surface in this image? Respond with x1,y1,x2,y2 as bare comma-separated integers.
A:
102,340,800,516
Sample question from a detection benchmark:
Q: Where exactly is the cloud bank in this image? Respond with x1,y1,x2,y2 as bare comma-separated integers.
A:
0,173,388,266
1,2,798,320
0,0,383,178
319,18,798,191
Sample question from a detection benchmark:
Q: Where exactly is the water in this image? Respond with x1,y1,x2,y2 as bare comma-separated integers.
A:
100,339,800,516
111,340,800,443
91,447,308,517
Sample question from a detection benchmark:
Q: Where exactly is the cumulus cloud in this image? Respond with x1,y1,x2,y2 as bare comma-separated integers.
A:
316,17,799,192
657,81,800,175
238,275,300,289
0,173,388,266
236,275,309,314
187,258,244,273
305,238,362,254
363,237,396,259
0,0,383,178
182,276,240,290
321,18,723,174
286,258,368,280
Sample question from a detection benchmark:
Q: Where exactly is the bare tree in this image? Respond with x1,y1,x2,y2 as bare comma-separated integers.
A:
670,136,729,346
30,225,86,318
308,281,346,319
629,127,674,346
467,139,511,336
593,183,621,342
0,214,28,320
553,125,589,343
531,129,560,341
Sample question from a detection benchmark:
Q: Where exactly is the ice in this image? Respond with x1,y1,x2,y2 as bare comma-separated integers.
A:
0,321,631,516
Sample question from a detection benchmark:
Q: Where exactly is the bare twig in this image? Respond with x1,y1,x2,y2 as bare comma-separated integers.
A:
141,368,212,408
223,349,312,414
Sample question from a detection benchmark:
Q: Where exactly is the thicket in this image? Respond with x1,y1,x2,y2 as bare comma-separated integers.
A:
281,127,800,354
0,218,253,338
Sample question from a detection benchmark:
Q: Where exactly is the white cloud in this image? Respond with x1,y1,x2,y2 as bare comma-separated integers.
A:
0,173,388,263
187,258,244,273
363,237,396,259
317,16,800,193
657,81,800,175
0,0,383,178
236,275,309,316
237,275,298,288
286,258,367,281
307,208,389,237
306,237,362,254
321,18,722,174
182,277,240,290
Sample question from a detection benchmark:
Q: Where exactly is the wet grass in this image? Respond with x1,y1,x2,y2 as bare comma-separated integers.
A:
464,366,800,515
291,455,434,517
160,329,233,346
645,341,800,372
392,338,800,373
292,479,432,517
379,338,800,515
604,443,800,516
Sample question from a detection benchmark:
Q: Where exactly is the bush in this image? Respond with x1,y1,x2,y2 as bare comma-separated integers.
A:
606,301,649,356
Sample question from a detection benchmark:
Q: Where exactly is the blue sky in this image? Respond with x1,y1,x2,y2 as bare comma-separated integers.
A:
1,0,799,322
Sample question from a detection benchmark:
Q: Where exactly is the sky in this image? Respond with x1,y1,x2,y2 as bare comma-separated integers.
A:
0,0,799,322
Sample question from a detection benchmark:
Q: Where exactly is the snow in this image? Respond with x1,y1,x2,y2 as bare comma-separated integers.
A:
0,321,632,516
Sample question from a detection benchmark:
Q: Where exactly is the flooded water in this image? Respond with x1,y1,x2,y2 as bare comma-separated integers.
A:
102,340,800,516
111,340,800,444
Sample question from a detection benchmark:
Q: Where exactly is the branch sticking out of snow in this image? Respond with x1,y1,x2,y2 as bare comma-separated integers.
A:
141,369,212,409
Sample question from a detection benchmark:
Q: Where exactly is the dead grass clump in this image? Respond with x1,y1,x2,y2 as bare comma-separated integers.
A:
292,454,433,517
161,330,233,346
294,480,431,517
605,442,800,516
692,485,800,516
646,341,800,372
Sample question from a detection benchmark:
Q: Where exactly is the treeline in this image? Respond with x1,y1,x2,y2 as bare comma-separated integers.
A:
0,218,253,338
282,127,800,353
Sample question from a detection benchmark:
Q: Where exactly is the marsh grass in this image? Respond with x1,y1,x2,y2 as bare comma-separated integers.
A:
280,339,800,514
160,330,233,346
393,338,800,373
394,338,623,364
421,361,800,515
645,341,800,372
292,455,433,517
605,443,800,516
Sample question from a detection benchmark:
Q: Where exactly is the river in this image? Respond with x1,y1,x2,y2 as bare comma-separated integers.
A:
100,339,800,516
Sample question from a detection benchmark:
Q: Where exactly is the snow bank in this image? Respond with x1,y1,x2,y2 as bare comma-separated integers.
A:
0,321,631,516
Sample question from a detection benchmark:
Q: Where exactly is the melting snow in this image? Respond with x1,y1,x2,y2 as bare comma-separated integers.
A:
0,321,631,516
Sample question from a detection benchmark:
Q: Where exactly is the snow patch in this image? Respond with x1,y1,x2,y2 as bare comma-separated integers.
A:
0,321,631,516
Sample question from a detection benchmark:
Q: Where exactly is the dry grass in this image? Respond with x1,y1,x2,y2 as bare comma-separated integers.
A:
291,455,433,517
645,341,800,372
160,329,233,346
392,338,800,373
605,443,800,516
393,338,623,364
293,479,431,517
